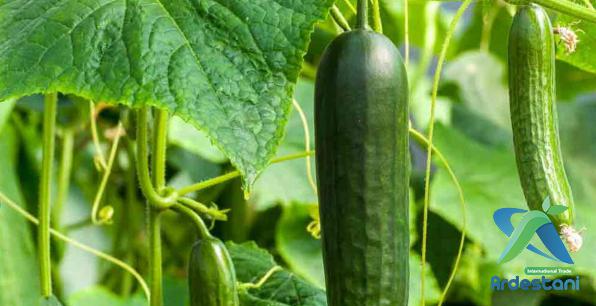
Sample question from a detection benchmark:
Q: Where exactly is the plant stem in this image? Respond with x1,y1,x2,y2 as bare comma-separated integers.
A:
238,266,283,290
89,101,107,170
331,5,352,31
177,151,314,196
39,93,57,298
53,129,74,229
121,135,138,297
172,204,211,239
421,1,472,305
292,99,317,195
371,0,383,33
148,107,169,306
178,197,228,221
91,123,124,224
136,107,176,209
152,109,169,190
148,209,163,306
532,0,596,23
357,0,369,29
0,190,150,300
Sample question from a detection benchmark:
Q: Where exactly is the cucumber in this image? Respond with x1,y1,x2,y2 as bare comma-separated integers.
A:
508,4,574,229
188,237,239,306
314,27,410,305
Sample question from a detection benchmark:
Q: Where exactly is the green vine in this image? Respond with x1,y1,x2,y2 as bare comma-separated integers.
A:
135,107,177,209
529,0,596,23
420,1,473,306
0,190,150,300
152,109,169,190
91,123,124,225
409,128,467,306
177,151,314,196
53,128,74,230
371,0,383,33
148,107,170,306
148,209,163,306
172,204,211,239
39,93,58,298
89,101,107,170
331,5,352,31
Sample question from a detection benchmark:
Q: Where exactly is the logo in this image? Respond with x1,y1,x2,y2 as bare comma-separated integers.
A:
493,197,573,264
490,275,580,291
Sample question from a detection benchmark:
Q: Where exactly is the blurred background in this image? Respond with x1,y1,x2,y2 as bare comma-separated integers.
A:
0,0,594,305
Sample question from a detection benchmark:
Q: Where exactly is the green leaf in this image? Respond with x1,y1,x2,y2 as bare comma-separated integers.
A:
227,241,327,306
0,125,40,306
443,51,511,131
0,0,334,187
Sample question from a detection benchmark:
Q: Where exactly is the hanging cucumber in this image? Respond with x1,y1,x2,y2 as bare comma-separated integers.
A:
188,236,239,306
314,1,409,305
508,4,581,251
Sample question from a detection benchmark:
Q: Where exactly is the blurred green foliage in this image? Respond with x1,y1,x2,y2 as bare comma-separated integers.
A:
0,1,595,306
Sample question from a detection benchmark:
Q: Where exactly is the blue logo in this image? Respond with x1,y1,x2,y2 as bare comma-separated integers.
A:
493,197,573,264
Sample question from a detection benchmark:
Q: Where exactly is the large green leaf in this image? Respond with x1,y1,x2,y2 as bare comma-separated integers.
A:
0,125,40,305
443,51,511,131
227,241,327,306
0,0,334,187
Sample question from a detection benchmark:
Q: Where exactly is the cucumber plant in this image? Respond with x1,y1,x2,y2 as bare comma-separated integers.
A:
0,0,593,306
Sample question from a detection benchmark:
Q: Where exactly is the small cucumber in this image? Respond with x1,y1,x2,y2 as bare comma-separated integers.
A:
314,28,410,305
188,237,239,306
508,4,574,229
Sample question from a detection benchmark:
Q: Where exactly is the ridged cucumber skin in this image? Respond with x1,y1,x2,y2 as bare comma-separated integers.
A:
314,29,409,306
508,4,574,228
188,237,239,306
